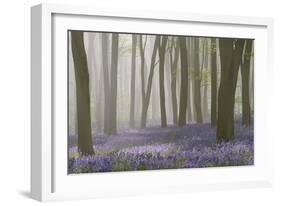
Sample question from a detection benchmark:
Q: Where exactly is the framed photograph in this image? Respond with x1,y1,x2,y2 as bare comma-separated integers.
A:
31,3,274,201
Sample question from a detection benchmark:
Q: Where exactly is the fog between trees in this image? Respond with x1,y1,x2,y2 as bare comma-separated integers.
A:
69,31,254,155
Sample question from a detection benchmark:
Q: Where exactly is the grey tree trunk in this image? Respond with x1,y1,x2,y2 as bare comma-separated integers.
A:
71,31,94,155
159,36,168,127
140,36,160,128
241,40,253,126
165,51,172,123
194,38,203,123
186,38,192,122
217,38,245,141
102,33,111,134
211,38,217,127
95,35,104,133
139,35,146,121
178,37,188,126
202,39,209,121
169,37,180,125
130,35,137,128
108,33,119,134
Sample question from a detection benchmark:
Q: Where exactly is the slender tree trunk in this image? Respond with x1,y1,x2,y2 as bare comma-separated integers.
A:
211,38,217,127
96,72,103,132
250,50,254,114
152,76,158,122
102,33,110,134
95,34,104,132
165,51,172,123
241,40,253,126
187,78,193,122
203,82,208,120
186,38,192,122
139,36,146,119
108,34,119,135
130,35,137,128
194,38,203,123
87,33,101,131
217,38,245,141
158,36,168,127
178,37,188,126
140,36,160,128
170,38,180,125
71,31,94,155
187,37,193,122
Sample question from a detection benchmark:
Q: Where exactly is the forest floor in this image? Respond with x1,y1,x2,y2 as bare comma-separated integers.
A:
68,122,254,173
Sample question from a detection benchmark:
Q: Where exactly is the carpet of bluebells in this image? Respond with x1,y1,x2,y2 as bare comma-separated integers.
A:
68,122,253,173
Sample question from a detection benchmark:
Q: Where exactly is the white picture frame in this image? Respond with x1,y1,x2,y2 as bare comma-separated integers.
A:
31,3,274,202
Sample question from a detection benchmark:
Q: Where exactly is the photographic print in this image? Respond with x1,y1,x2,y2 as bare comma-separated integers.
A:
68,31,254,174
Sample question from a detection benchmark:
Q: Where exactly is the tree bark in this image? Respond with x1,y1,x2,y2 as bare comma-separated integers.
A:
140,36,160,128
139,36,146,117
194,38,203,123
217,38,245,141
158,36,168,127
211,38,217,127
202,39,209,121
130,35,137,128
71,31,94,155
241,40,253,126
102,33,111,134
178,37,188,126
169,37,180,125
108,33,119,135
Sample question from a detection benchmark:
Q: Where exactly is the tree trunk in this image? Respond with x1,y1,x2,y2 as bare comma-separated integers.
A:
178,37,188,126
95,35,104,133
165,51,172,123
202,39,209,121
159,36,168,127
211,38,217,127
102,33,110,134
241,40,253,126
130,35,137,128
140,36,160,128
71,31,94,155
139,36,146,119
108,34,119,135
170,37,180,125
194,38,203,123
217,38,245,141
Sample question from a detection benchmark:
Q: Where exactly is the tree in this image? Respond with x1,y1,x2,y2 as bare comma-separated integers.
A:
71,31,94,155
217,38,245,141
102,33,111,134
241,40,253,126
193,38,203,123
178,37,188,126
139,35,146,122
140,36,160,128
202,39,210,121
108,33,119,134
210,38,217,127
169,37,180,125
95,35,104,132
130,35,137,128
158,35,168,127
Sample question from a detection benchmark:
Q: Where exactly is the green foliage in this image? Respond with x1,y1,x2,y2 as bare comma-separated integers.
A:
173,157,187,168
112,160,131,171
137,164,146,170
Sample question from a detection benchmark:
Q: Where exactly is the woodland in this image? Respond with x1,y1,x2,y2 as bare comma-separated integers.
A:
68,31,254,173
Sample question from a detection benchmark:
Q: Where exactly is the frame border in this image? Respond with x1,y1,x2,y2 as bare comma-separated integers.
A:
31,3,274,201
